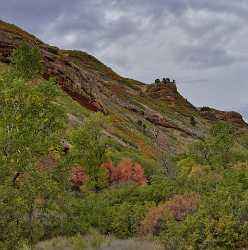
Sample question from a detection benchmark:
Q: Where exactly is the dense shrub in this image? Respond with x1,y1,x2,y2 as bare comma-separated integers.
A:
11,42,42,80
70,164,89,190
189,122,236,167
178,157,211,177
107,202,147,238
103,160,146,186
108,149,162,180
159,169,248,249
139,193,200,236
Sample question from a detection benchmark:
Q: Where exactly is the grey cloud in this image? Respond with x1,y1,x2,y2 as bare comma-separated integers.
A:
1,0,248,118
175,44,241,68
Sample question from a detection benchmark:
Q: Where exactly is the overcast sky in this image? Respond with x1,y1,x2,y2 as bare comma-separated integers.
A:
1,0,248,118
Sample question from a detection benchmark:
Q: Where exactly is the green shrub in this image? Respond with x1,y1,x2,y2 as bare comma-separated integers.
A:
189,123,236,168
107,202,147,238
159,168,248,249
11,42,42,80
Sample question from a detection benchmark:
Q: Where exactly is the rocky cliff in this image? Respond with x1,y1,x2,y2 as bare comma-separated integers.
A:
0,20,247,157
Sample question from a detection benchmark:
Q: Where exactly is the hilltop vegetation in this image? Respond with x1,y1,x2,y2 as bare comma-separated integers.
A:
1,40,248,250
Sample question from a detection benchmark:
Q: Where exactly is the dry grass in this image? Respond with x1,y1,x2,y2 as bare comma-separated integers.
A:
35,236,164,250
100,238,163,250
35,237,73,250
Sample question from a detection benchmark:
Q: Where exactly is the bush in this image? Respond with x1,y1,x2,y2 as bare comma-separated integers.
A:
159,169,248,249
139,193,200,236
107,202,147,238
189,122,236,167
108,149,162,180
11,42,42,80
102,159,146,186
70,164,89,190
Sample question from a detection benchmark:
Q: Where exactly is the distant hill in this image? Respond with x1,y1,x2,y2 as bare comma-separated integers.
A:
0,19,247,159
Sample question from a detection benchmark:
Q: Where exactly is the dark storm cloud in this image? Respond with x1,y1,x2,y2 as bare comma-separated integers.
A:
1,0,248,117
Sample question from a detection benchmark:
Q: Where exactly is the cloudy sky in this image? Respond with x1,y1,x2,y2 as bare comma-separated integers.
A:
1,0,248,118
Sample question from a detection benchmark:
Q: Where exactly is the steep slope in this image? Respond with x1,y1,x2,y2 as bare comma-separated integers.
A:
0,20,247,158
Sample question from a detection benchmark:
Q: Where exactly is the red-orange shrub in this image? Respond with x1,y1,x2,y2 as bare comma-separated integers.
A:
139,193,200,236
101,161,114,178
102,159,146,186
70,164,89,189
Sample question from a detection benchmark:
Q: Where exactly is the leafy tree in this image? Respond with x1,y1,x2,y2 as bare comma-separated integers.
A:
155,79,161,85
71,113,110,191
189,123,236,167
11,42,42,81
0,69,66,248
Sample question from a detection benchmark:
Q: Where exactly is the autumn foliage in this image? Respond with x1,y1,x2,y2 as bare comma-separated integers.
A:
102,159,146,186
70,164,89,189
139,193,200,235
70,160,146,190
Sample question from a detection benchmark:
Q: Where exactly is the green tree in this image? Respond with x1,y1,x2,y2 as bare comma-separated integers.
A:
0,70,66,248
189,123,235,167
11,42,42,81
71,113,109,192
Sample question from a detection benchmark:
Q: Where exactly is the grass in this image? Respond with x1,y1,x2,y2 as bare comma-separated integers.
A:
0,62,8,74
35,231,111,250
63,50,122,81
112,123,159,158
56,90,91,120
0,20,40,43
62,50,144,92
35,234,163,250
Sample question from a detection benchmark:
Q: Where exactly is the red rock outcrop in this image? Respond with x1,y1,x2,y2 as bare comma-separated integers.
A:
0,21,106,112
146,82,196,110
199,107,247,128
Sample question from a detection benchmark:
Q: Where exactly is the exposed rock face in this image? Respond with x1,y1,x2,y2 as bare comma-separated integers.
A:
144,114,201,139
0,23,106,113
147,82,179,100
199,107,247,128
145,82,196,110
0,20,247,155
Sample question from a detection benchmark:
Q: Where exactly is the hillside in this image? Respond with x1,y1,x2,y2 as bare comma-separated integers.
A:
2,20,248,250
0,19,247,160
